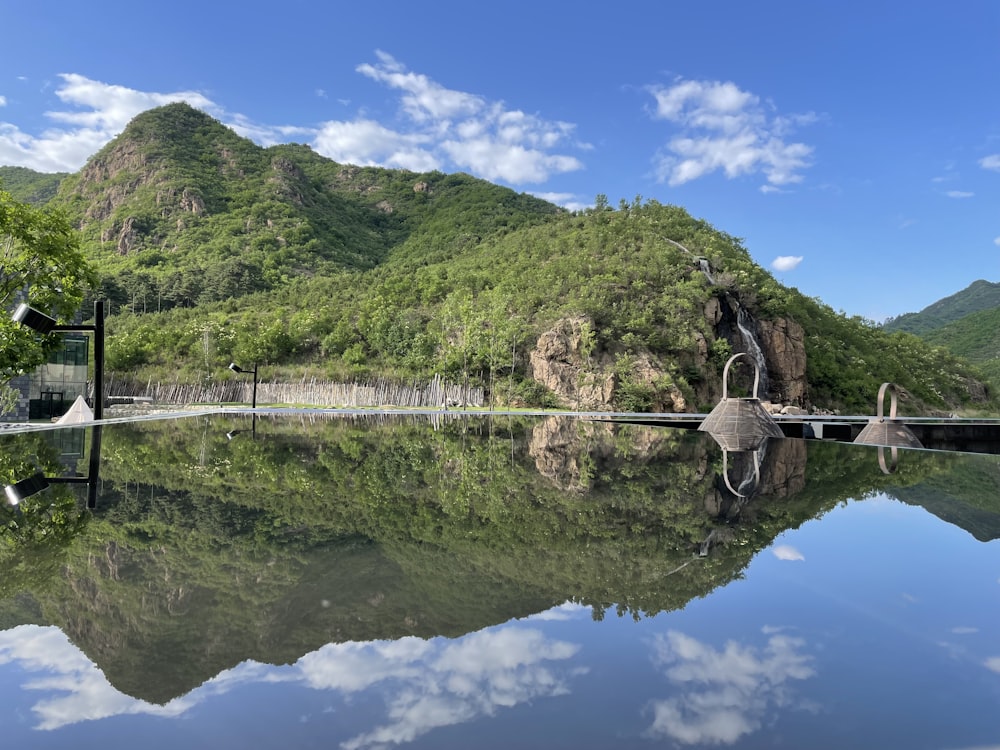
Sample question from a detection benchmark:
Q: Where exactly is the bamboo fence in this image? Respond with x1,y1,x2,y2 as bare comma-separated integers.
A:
103,373,484,409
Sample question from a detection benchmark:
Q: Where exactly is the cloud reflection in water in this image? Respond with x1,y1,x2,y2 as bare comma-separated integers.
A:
0,617,584,746
644,628,815,745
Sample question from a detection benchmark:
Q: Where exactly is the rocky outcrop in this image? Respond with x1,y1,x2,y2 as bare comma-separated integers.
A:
116,217,141,256
527,307,804,413
703,295,808,407
527,317,615,410
527,317,691,412
528,416,672,492
757,317,807,406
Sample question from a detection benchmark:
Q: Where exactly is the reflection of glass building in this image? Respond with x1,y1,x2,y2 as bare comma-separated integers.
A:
5,335,89,422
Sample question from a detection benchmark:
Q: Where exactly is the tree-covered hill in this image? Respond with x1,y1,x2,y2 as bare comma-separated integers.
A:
2,103,995,415
0,166,66,204
913,306,1000,384
881,279,1000,387
44,102,562,311
883,279,1000,336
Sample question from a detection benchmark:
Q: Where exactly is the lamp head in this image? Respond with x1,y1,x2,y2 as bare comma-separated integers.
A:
228,362,244,374
12,304,57,335
4,473,50,506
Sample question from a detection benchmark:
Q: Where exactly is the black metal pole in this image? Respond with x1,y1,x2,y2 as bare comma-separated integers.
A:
94,299,105,420
87,424,102,509
252,364,258,409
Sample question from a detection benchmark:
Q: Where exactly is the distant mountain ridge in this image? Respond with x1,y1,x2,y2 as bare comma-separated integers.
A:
0,165,67,204
881,279,1000,385
883,279,1000,336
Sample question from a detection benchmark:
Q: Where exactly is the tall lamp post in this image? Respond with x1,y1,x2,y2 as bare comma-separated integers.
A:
12,299,106,420
228,362,258,409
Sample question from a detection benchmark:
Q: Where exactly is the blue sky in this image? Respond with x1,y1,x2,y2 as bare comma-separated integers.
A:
1,1,998,321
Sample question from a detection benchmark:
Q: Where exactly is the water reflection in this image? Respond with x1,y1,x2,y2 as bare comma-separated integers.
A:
644,629,815,745
0,412,998,747
1,619,583,744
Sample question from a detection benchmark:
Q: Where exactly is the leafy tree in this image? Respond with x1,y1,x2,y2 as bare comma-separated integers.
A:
0,187,97,390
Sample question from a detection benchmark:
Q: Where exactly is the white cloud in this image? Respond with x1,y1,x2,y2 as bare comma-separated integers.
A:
0,55,586,187
0,95,6,107
951,627,978,635
0,74,222,172
986,657,1000,674
772,543,805,560
524,601,589,621
946,190,974,198
979,154,1000,171
317,52,584,184
994,237,1000,247
648,78,816,187
312,118,439,172
770,256,803,273
330,626,583,750
644,629,815,745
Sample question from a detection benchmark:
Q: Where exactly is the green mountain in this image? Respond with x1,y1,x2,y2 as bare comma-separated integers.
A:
881,280,1000,386
3,103,995,415
0,165,67,204
883,279,1000,336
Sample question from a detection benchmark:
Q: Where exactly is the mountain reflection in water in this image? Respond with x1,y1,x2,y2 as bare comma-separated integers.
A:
0,412,998,748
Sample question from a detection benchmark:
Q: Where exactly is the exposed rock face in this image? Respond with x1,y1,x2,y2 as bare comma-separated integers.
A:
528,317,615,410
528,416,608,492
528,294,807,412
116,217,141,255
703,438,807,521
703,295,808,407
527,317,692,412
179,188,205,215
757,317,807,406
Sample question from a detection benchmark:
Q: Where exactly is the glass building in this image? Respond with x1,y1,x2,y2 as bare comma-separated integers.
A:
26,333,90,419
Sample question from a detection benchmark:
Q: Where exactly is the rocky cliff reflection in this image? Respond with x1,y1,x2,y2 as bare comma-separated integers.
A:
0,412,994,712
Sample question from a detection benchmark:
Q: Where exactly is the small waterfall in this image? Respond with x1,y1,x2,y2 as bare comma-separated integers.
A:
736,306,769,398
698,258,714,285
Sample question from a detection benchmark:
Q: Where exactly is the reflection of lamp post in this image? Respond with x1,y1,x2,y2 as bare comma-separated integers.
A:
228,362,258,409
12,299,106,420
226,414,258,440
3,425,103,509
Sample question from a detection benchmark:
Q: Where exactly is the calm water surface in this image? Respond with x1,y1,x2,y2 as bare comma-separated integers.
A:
0,412,998,748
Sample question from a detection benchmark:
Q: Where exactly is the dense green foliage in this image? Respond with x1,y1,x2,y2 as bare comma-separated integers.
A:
913,306,1000,384
5,102,993,414
0,166,66,205
98,199,990,413
46,103,560,314
0,187,98,386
